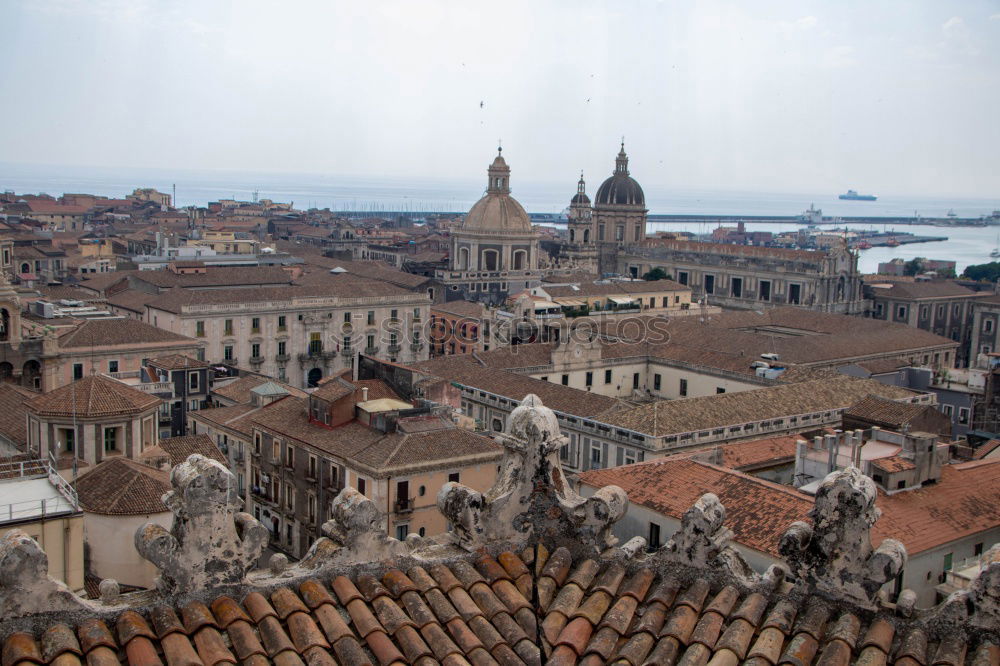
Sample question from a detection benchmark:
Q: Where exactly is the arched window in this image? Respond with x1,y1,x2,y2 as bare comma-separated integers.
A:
458,247,470,270
0,308,7,341
513,250,527,271
583,229,590,243
482,249,499,271
569,229,575,243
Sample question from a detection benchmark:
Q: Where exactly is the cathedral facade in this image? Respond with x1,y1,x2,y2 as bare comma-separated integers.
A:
559,143,649,275
437,149,543,304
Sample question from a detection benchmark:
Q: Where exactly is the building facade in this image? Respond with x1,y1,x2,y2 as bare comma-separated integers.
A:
619,240,865,314
145,283,431,389
247,375,501,558
865,279,990,366
436,148,543,305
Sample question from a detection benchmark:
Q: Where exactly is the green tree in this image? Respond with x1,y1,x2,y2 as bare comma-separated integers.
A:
903,258,925,276
962,262,1000,283
642,267,668,281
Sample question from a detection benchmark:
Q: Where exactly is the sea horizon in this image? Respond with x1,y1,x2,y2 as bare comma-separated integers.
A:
2,161,998,219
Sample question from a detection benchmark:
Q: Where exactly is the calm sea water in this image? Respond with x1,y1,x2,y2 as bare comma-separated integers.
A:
3,162,998,274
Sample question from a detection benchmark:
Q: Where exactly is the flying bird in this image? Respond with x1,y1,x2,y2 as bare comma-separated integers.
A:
479,101,484,108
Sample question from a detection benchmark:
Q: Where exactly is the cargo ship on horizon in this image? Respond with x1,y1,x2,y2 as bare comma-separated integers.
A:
839,189,877,201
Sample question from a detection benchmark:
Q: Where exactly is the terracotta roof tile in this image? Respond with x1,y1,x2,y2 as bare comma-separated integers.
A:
602,376,919,437
57,317,195,349
25,375,161,418
74,458,170,515
149,354,210,370
5,551,995,666
212,376,307,405
0,383,35,447
141,434,226,467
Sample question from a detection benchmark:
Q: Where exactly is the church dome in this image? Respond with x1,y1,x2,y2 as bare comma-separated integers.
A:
595,143,645,207
461,149,532,234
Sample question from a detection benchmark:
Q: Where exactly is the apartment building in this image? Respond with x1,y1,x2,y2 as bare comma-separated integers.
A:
619,240,865,314
865,279,992,366
144,277,432,389
246,374,501,558
361,354,927,478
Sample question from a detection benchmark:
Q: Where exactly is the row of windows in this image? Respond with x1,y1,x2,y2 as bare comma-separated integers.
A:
195,309,424,337
673,271,806,304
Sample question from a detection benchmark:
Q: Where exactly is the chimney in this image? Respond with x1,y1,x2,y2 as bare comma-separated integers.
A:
794,440,807,487
361,387,369,402
853,429,864,468
826,432,840,474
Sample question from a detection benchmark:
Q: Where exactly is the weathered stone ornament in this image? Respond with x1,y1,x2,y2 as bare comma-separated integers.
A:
780,467,906,607
135,454,268,595
0,530,91,617
300,487,413,567
658,492,759,586
968,542,1000,629
438,393,628,554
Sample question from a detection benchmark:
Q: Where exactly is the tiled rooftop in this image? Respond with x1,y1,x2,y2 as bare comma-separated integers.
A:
0,384,35,448
601,376,918,437
4,546,997,666
0,393,998,665
581,457,1000,557
213,376,306,405
843,395,937,429
250,396,502,476
140,434,226,467
58,318,196,349
582,459,813,557
74,457,170,515
25,375,161,418
409,358,624,417
149,354,211,370
867,279,986,300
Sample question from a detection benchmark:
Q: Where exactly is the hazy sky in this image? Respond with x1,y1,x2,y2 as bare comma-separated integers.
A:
2,0,999,197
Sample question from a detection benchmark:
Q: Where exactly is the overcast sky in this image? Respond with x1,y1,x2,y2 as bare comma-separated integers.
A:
2,0,999,197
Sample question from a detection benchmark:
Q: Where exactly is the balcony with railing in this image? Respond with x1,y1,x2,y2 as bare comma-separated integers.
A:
133,381,174,394
394,497,414,514
0,458,80,525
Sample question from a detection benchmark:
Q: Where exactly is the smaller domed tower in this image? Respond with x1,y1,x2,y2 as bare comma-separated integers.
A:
559,172,599,273
567,172,593,246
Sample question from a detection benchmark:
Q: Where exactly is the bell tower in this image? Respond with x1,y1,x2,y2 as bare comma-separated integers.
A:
559,172,598,272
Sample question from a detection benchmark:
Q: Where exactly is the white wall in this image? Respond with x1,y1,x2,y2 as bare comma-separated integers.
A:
85,511,171,589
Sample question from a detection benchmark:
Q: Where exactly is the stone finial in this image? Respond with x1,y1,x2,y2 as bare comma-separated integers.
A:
0,530,90,617
661,493,731,565
967,542,1000,629
98,579,120,604
134,454,267,595
438,394,628,554
269,553,289,576
658,493,758,586
779,467,906,607
300,487,412,567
